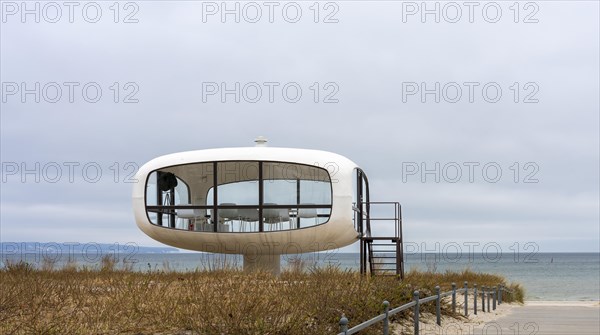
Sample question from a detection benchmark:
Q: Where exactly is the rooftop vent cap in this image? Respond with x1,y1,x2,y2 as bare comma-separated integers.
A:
254,136,268,147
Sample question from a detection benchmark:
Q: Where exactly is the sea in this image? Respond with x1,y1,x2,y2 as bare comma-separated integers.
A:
2,247,598,302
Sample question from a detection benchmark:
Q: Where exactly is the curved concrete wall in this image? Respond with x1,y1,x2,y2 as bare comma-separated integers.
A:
132,147,360,254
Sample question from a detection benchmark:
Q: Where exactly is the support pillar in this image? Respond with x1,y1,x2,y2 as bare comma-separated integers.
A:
243,254,281,275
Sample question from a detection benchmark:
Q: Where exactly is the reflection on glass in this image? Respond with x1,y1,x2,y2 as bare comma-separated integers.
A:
217,207,260,233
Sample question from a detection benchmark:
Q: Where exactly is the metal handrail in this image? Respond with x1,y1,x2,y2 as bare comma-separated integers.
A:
338,283,514,335
361,201,401,238
359,201,403,277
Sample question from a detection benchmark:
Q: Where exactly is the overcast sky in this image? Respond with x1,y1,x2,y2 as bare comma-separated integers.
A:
1,1,598,254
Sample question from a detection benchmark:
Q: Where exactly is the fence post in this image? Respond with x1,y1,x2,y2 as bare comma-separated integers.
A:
463,281,468,316
451,283,456,314
487,288,491,312
499,285,503,304
474,284,478,315
414,290,420,335
435,286,441,326
496,286,500,306
383,300,390,335
482,286,486,312
493,287,497,310
339,314,348,334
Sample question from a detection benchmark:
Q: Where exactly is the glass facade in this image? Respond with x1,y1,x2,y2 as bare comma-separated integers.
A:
145,161,332,232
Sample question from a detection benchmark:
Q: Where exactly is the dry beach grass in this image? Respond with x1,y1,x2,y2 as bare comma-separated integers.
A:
0,259,523,335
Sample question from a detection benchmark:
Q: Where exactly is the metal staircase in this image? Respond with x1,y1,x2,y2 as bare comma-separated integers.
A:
354,169,404,279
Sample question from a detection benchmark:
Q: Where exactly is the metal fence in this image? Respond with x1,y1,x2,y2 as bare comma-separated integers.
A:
337,282,514,335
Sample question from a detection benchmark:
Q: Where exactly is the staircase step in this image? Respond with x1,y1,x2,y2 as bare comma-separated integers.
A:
372,272,397,275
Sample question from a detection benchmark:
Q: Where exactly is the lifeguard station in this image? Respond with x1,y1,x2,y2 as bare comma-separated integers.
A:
132,138,404,277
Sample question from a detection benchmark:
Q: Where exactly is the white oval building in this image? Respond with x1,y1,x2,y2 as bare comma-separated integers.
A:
132,138,404,276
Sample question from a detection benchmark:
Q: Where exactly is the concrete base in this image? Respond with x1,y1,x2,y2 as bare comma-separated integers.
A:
243,254,281,275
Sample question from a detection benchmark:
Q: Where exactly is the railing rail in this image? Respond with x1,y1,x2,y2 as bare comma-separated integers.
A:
337,283,513,335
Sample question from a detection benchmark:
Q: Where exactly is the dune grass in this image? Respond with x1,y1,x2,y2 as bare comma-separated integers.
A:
0,259,523,335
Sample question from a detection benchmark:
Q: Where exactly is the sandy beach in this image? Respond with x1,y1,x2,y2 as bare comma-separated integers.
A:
392,300,600,335
392,301,516,334
524,300,600,307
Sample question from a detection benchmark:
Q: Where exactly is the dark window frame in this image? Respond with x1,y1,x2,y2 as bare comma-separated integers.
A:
144,160,333,233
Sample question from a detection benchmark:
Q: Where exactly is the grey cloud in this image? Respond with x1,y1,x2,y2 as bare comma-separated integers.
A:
1,1,598,252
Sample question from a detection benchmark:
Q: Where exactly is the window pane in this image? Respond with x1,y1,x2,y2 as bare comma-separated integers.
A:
145,162,214,229
146,171,157,206
263,162,331,205
264,179,296,205
300,180,331,204
217,181,259,205
216,161,259,205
